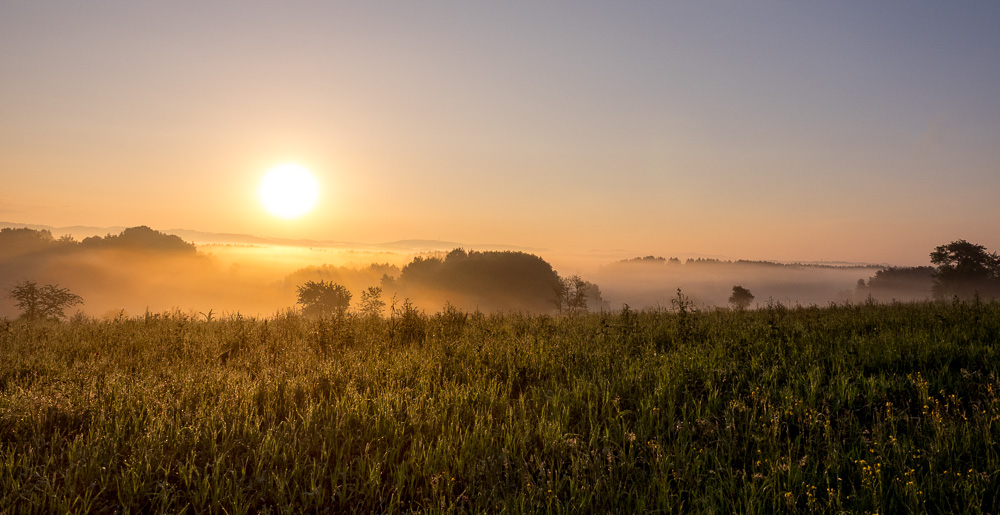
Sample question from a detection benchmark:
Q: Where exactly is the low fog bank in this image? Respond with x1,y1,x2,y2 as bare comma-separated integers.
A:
0,227,300,318
0,226,595,318
2,225,935,319
590,257,898,310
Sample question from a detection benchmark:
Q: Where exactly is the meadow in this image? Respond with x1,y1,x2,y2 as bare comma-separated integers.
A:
2,298,999,513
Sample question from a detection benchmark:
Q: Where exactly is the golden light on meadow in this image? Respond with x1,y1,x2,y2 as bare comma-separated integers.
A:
258,163,320,219
6,5,1000,512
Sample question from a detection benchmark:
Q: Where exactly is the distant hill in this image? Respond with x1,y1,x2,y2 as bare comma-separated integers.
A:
603,255,886,271
0,222,538,254
0,222,128,240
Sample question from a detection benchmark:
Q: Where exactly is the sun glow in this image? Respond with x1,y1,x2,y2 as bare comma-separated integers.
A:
258,163,320,219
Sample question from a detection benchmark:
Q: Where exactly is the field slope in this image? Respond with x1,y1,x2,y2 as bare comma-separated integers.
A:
2,300,999,513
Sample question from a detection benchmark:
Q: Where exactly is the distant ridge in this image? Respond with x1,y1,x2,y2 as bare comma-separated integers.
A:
0,222,128,239
0,222,539,254
0,222,887,266
603,254,888,270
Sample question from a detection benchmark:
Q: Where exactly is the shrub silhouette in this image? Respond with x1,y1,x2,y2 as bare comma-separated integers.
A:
297,280,352,317
728,285,754,310
8,280,83,321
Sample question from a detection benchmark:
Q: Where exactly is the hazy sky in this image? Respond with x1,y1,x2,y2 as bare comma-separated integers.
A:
3,2,999,265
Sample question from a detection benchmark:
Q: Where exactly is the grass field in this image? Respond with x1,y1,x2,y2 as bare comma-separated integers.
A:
2,298,1000,513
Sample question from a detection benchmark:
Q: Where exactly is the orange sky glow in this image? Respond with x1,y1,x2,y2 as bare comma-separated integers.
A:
3,3,1000,267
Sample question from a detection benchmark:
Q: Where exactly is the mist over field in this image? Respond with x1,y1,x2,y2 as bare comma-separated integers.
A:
0,226,395,318
0,224,927,319
592,257,888,310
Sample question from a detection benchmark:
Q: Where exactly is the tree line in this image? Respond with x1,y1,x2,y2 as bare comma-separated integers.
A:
857,240,1000,301
296,248,604,317
6,233,999,321
0,226,195,256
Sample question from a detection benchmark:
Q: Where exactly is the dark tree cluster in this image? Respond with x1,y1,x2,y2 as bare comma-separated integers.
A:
80,226,195,253
392,249,591,313
290,251,604,316
0,228,68,256
554,275,603,315
1,226,196,257
930,240,1000,299
856,266,936,301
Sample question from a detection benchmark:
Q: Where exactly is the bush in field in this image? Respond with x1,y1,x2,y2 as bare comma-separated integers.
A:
297,280,352,317
389,297,426,344
8,280,83,321
728,285,754,310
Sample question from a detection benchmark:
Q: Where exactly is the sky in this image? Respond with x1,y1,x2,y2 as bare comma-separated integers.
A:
2,1,1000,266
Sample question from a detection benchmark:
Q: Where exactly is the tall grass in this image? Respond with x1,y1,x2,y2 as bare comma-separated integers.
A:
2,299,999,513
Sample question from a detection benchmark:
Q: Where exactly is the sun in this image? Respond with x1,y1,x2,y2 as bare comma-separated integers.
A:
258,163,320,219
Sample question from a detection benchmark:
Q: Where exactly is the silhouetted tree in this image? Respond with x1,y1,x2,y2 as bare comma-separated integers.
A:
555,275,589,315
930,240,1000,299
360,286,385,318
553,275,605,314
297,280,352,317
580,280,606,312
8,280,83,321
728,285,754,310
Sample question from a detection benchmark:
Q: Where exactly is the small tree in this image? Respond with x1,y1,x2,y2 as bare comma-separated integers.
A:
729,285,754,310
360,286,385,318
297,280,352,317
9,281,83,321
554,275,589,315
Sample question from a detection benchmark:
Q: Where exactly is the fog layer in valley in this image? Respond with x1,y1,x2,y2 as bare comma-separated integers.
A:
593,257,893,310
0,226,932,319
